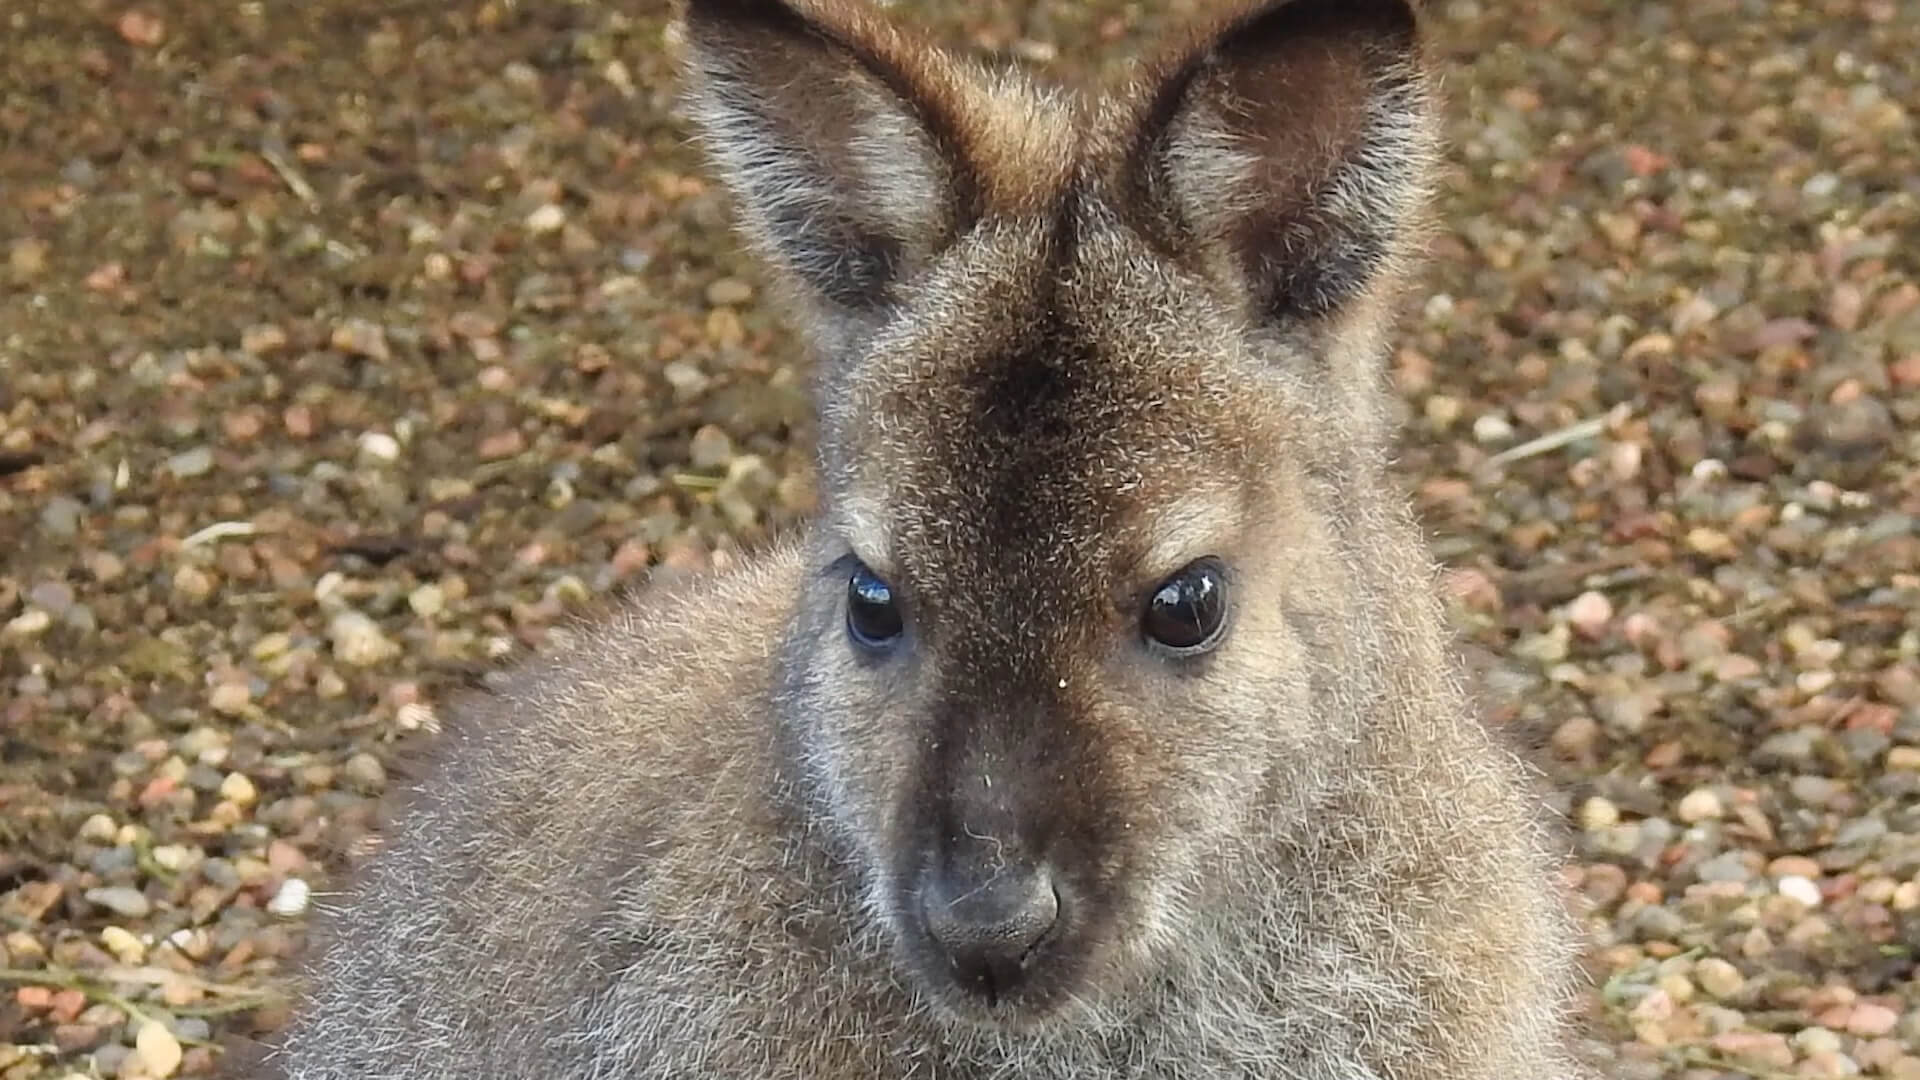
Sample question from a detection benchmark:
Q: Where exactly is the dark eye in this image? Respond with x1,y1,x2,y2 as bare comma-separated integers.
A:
1142,558,1230,654
846,562,904,648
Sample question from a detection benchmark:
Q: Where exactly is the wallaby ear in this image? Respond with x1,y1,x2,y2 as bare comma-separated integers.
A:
1127,0,1436,326
676,0,985,343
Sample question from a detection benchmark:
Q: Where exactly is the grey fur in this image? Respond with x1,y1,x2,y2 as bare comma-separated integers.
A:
247,1,1594,1077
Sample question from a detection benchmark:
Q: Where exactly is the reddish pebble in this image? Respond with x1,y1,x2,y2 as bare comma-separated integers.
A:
1891,351,1920,388
267,839,307,875
85,262,126,290
1842,701,1897,734
1846,1003,1900,1037
283,405,315,438
116,9,165,45
1768,855,1822,878
1709,1031,1793,1069
611,538,652,580
1644,741,1684,769
1442,568,1502,613
1621,612,1663,649
49,987,87,1022
1566,590,1613,639
138,773,178,807
1622,144,1669,176
478,429,526,460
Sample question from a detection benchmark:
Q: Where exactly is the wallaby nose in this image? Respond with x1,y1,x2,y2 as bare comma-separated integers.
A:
919,866,1060,1001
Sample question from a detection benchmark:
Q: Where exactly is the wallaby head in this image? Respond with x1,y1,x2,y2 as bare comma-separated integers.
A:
680,0,1442,1032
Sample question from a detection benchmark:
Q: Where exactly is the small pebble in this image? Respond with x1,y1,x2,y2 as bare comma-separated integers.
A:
133,1018,184,1077
4,608,52,638
29,580,75,615
150,844,195,873
165,446,213,478
218,771,258,806
99,926,146,963
171,564,215,602
1472,412,1515,443
83,886,151,918
1845,1003,1899,1037
1777,874,1822,907
1676,788,1723,823
1793,1027,1843,1056
525,203,567,233
1565,591,1613,639
208,681,251,715
78,813,119,843
1579,796,1619,831
688,424,734,470
329,610,401,666
705,277,754,306
343,752,387,793
331,318,391,360
267,877,311,916
358,431,402,463
410,583,447,618
40,494,86,537
1693,957,1744,998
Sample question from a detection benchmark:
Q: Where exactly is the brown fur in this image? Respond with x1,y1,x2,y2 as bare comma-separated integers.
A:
248,1,1593,1076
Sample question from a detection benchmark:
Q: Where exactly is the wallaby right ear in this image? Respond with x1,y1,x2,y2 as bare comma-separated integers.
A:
1124,0,1436,325
677,0,984,343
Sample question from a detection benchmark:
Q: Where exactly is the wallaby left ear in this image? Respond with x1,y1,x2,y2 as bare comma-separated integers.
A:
1125,0,1437,326
676,0,989,353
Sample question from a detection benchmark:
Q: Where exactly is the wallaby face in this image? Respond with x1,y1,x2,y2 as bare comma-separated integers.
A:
682,0,1440,1030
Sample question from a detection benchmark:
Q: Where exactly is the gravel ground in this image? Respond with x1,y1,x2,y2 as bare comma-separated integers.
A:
1,0,1916,1077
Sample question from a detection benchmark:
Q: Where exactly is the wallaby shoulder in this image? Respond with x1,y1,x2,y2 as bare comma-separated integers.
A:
251,540,841,1079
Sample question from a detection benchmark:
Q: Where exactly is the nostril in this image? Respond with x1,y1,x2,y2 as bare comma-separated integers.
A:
919,866,1061,1000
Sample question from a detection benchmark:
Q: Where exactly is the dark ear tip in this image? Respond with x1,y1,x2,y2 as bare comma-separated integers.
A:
679,0,816,36
1224,0,1421,53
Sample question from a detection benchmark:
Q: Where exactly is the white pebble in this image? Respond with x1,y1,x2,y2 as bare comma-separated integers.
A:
100,925,147,963
408,583,446,618
1777,874,1822,907
1797,670,1836,695
329,610,401,666
1472,412,1515,444
134,1019,184,1077
150,844,196,873
1792,1026,1843,1056
268,877,311,916
1566,591,1613,639
1579,796,1620,831
6,606,53,638
1693,957,1745,998
78,812,119,843
1676,787,1724,823
525,203,566,233
218,771,258,806
396,701,439,734
358,431,402,463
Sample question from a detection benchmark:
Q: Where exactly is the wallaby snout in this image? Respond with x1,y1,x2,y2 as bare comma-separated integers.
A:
918,860,1061,1004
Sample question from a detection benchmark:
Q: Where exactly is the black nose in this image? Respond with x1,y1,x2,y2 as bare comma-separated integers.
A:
919,865,1060,1002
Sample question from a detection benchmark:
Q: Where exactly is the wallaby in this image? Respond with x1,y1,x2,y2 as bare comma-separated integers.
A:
249,0,1593,1076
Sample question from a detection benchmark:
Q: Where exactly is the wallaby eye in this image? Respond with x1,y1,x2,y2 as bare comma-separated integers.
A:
847,562,904,648
1142,558,1229,654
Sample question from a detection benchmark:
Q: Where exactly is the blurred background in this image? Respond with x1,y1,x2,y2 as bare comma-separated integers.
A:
1,0,1916,1076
